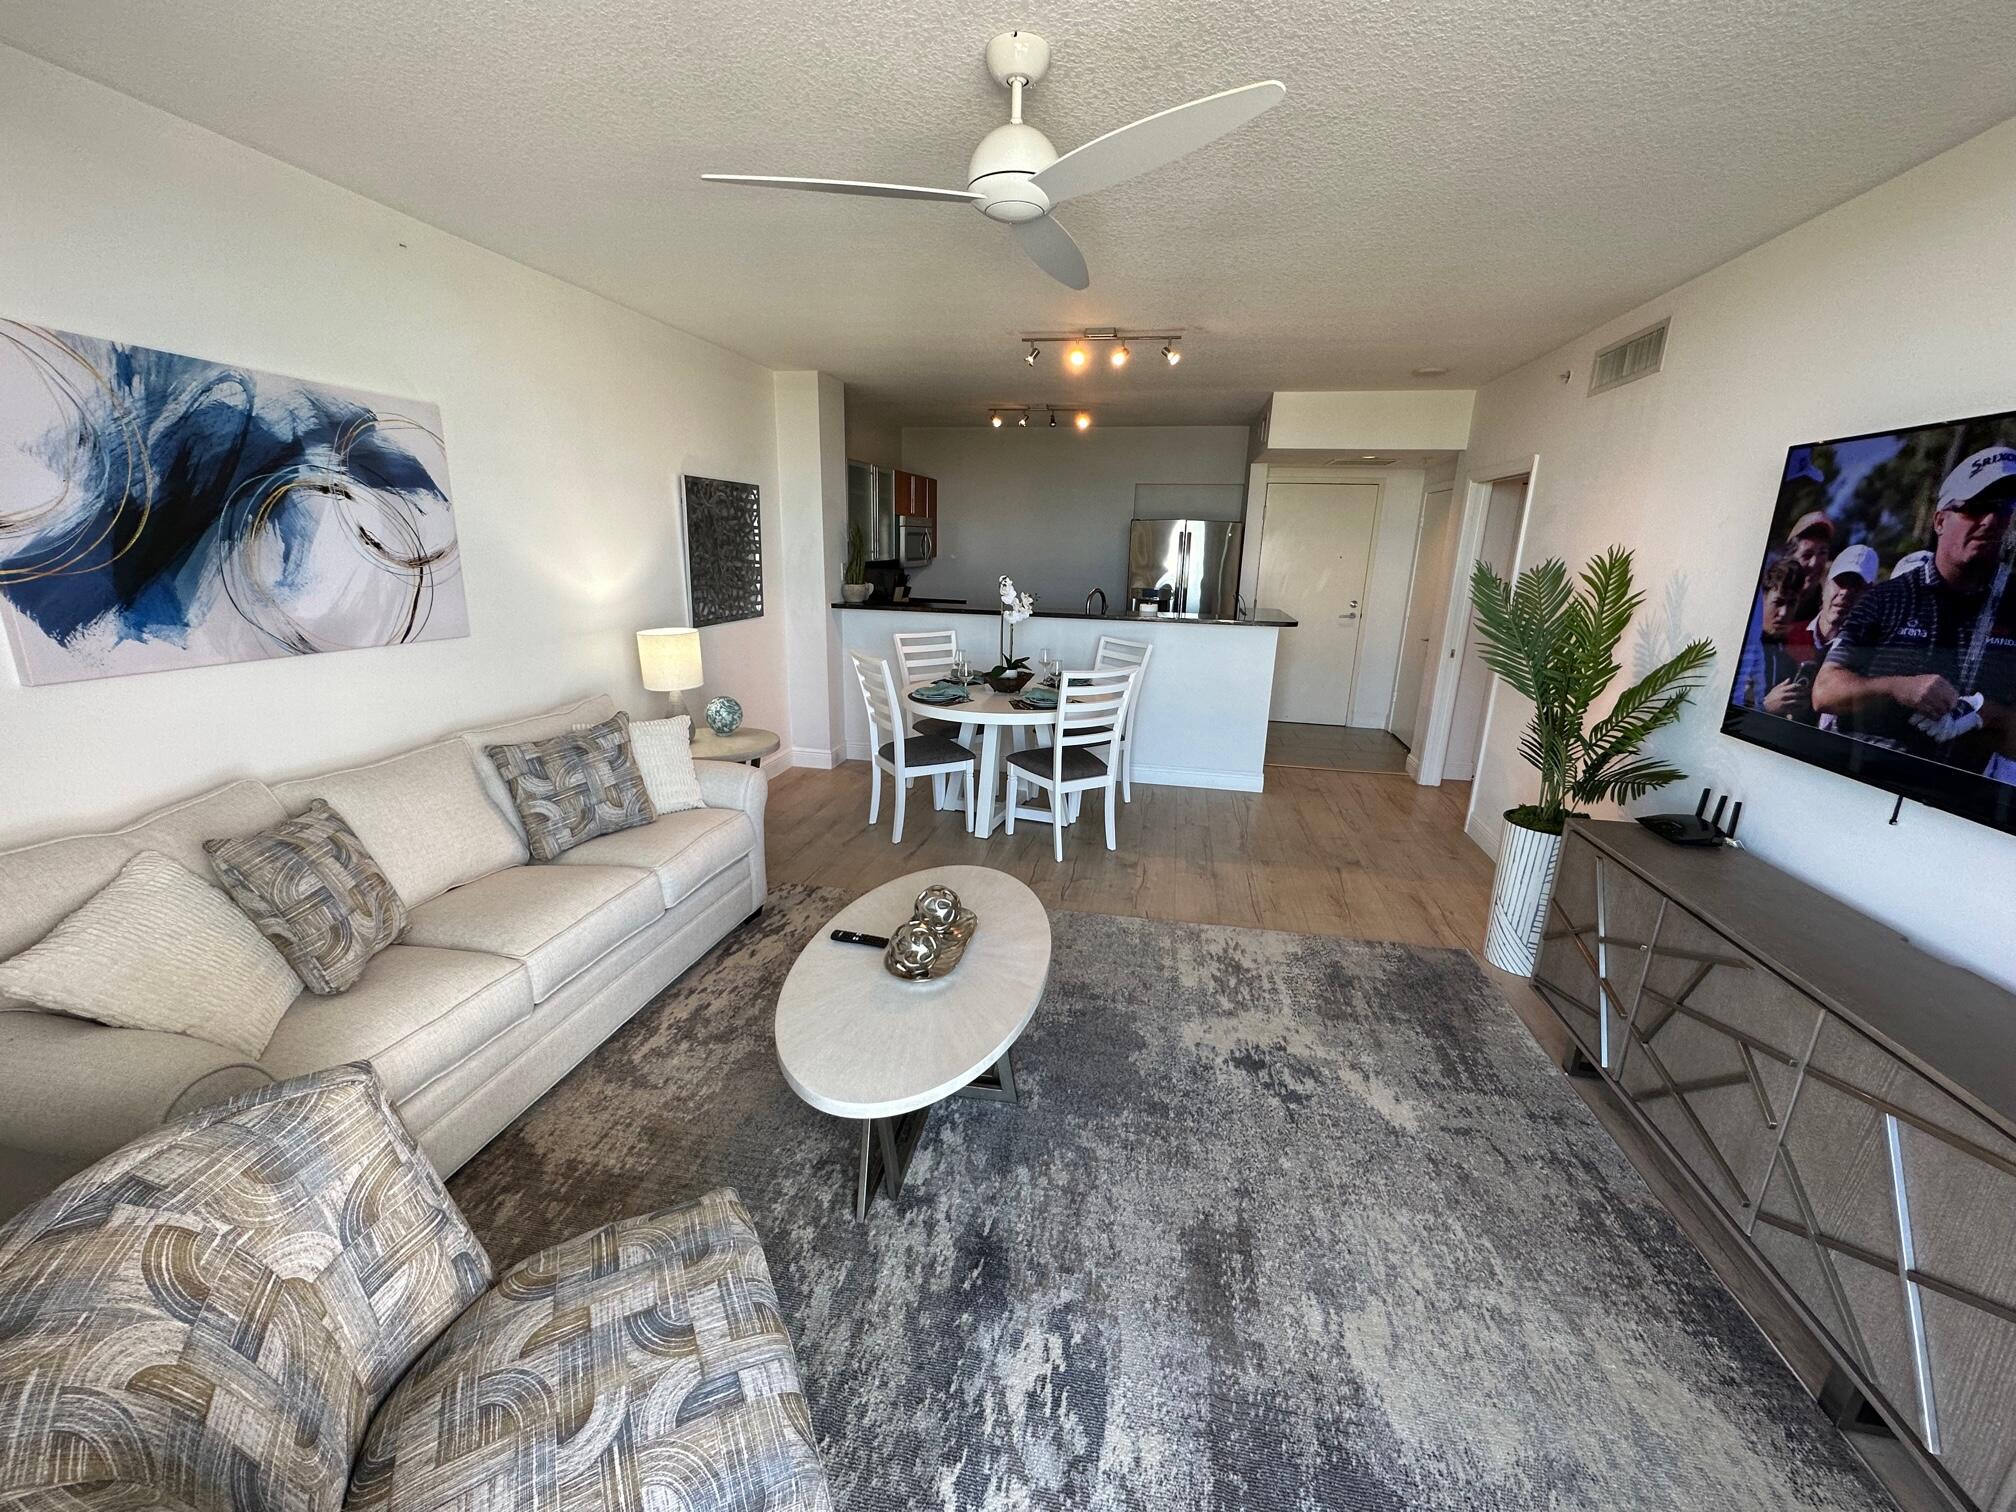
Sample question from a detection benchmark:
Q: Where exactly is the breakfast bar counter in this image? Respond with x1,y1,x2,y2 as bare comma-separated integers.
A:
835,604,1288,792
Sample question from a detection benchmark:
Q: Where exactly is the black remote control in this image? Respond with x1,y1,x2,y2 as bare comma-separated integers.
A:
830,929,888,949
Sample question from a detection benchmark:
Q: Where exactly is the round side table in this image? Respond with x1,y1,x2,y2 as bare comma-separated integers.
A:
690,725,780,766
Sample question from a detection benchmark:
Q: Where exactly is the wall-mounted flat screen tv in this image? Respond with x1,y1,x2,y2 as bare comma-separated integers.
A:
1722,408,2016,836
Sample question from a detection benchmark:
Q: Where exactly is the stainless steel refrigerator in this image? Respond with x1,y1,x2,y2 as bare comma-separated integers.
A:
1127,519,1243,617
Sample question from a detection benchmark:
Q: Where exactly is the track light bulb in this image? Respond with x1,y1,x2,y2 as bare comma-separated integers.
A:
1066,343,1089,371
1163,341,1181,365
1110,343,1130,368
1017,413,1028,427
1074,411,1092,430
1025,343,1040,365
1049,410,1058,427
990,412,1003,428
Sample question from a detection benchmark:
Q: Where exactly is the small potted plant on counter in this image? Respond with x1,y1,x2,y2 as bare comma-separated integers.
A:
986,575,1037,692
1468,546,1715,975
841,524,871,603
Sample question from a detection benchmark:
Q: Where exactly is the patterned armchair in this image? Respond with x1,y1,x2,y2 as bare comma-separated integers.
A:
0,1063,832,1512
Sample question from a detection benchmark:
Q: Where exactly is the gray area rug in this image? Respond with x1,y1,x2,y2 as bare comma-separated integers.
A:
448,884,1892,1511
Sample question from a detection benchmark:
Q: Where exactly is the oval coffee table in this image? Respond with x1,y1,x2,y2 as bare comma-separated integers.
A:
775,865,1051,1218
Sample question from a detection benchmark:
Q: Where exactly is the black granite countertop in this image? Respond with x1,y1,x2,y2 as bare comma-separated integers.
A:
832,599,1297,628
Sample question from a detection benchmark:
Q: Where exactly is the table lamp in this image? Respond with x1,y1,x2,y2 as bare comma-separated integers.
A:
636,627,704,720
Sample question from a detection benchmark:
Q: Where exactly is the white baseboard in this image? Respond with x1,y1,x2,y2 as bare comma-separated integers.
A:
788,746,840,771
843,739,873,763
1465,807,1501,859
1130,764,1265,793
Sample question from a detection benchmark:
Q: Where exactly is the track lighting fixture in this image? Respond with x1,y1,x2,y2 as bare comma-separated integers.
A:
1020,329,1186,372
1025,343,1040,365
1065,343,1089,371
987,405,1032,429
1016,412,1028,426
990,411,1004,428
1049,410,1058,427
1163,341,1181,365
1109,342,1130,369
1075,411,1092,430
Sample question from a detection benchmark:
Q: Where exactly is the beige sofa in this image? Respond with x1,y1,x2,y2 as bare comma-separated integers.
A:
0,693,767,1219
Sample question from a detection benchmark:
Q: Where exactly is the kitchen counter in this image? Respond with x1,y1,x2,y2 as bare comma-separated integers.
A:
831,599,1297,628
835,603,1288,791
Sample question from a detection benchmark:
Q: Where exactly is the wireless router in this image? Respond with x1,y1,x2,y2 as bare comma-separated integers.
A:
1638,788,1741,847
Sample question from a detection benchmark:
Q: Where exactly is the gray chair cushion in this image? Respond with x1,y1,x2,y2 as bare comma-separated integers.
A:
910,716,962,739
0,1063,493,1512
350,1189,833,1512
1007,745,1110,782
879,734,976,768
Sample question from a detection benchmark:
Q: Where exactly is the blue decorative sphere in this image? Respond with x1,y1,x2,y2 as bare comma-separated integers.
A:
704,696,743,736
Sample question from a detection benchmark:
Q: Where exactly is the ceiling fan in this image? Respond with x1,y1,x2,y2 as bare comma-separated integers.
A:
702,31,1285,290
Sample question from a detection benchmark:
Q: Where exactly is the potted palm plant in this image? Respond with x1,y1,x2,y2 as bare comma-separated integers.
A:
841,523,872,603
1468,546,1716,974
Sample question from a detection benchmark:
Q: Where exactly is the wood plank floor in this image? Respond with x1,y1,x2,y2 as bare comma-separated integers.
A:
1265,720,1412,773
763,760,1937,1510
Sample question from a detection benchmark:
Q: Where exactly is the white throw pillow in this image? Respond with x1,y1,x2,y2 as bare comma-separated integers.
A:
575,714,705,814
0,849,299,1058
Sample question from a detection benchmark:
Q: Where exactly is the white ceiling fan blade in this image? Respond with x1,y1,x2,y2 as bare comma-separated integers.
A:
1012,216,1090,290
1031,80,1286,206
701,174,982,203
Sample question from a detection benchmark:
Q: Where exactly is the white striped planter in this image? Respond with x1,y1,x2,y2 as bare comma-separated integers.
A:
1483,815,1564,976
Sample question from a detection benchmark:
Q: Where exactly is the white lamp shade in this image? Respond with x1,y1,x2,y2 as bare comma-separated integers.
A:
636,627,704,691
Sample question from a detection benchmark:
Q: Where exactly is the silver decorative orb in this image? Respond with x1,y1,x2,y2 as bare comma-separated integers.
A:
914,884,962,933
888,919,942,977
704,696,743,736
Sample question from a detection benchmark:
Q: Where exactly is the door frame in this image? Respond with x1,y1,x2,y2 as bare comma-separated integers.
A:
1255,473,1386,727
1409,454,1540,789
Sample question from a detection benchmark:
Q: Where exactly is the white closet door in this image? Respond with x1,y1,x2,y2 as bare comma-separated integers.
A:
1257,483,1379,726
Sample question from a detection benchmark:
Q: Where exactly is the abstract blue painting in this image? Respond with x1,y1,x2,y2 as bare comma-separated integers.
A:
0,322,466,685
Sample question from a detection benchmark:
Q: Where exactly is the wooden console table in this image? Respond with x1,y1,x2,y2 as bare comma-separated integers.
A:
1533,820,2016,1512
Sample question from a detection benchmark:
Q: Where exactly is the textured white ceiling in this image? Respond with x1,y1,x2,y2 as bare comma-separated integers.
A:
3,1,2012,429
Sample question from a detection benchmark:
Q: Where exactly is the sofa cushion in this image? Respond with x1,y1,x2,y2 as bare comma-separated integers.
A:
274,740,527,909
0,1063,493,1512
400,864,661,1001
349,1189,833,1512
206,800,409,995
0,777,285,963
261,944,535,1102
619,714,706,813
0,849,301,1058
485,712,657,862
456,693,620,843
556,807,757,909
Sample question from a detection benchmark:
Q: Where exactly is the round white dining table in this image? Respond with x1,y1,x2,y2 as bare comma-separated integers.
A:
901,680,1060,838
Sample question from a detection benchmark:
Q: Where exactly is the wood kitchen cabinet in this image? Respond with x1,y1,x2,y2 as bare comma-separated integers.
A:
892,471,938,518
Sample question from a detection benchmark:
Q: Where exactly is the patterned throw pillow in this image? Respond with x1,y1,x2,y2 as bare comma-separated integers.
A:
486,711,657,862
0,849,299,1058
0,1063,494,1512
205,800,408,996
576,713,704,813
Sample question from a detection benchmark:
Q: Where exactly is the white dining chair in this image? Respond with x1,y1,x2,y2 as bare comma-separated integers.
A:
1094,635,1153,802
1003,667,1135,862
893,626,974,809
851,650,976,843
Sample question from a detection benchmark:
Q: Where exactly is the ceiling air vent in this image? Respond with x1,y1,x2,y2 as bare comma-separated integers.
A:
1588,320,1668,395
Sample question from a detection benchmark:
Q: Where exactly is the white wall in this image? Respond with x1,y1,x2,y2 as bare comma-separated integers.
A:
844,400,900,470
0,45,791,845
1261,390,1476,455
1247,467,1427,729
1459,114,2016,992
899,426,1251,608
773,371,849,768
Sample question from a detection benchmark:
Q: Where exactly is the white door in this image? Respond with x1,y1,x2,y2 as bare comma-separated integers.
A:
1257,483,1379,725
1444,477,1529,780
1389,484,1457,748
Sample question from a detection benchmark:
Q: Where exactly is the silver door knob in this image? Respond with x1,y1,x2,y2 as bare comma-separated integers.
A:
1339,612,1360,621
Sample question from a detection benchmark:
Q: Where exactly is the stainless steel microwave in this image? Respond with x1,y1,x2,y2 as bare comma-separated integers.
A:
899,518,934,568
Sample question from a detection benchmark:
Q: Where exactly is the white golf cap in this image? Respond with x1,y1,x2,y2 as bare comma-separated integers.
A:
1829,543,1879,583
1892,548,1934,579
1938,447,2016,510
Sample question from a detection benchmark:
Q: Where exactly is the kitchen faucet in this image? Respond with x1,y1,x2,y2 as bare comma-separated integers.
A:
1085,587,1108,616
